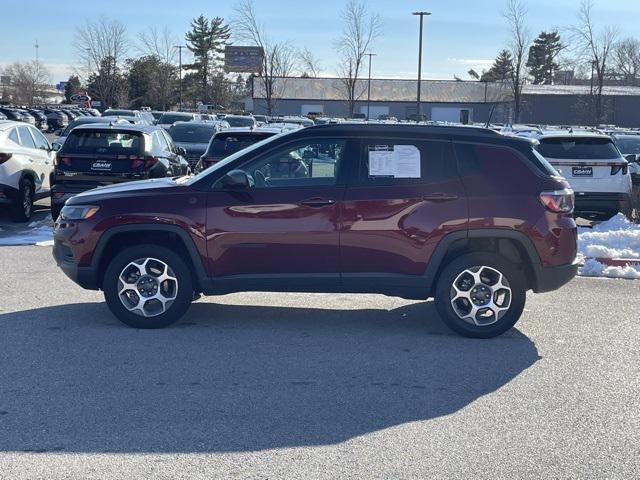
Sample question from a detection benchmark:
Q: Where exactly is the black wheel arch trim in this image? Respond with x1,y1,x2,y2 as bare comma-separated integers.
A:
424,228,550,294
89,224,208,290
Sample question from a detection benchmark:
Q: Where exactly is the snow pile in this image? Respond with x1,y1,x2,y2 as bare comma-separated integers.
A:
0,216,53,247
578,214,640,279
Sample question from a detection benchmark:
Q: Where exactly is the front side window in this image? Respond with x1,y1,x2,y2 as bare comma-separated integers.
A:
30,127,50,150
223,139,346,189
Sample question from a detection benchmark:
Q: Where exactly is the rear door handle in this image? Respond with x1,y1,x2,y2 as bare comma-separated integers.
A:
422,193,459,202
301,198,336,208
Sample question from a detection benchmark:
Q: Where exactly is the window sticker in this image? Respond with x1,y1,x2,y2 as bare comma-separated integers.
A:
368,145,421,178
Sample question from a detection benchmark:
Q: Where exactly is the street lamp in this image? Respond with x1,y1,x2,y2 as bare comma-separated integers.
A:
365,53,377,120
412,11,431,121
174,45,186,110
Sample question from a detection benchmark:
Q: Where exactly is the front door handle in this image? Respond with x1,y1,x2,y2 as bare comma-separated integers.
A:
422,193,459,202
301,198,336,208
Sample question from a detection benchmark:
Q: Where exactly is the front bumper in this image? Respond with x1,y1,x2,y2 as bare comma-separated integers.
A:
52,236,99,290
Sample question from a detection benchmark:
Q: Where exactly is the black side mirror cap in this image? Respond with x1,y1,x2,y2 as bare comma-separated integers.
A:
177,147,187,156
221,169,251,189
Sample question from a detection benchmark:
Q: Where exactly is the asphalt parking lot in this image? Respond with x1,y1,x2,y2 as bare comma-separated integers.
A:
0,245,638,479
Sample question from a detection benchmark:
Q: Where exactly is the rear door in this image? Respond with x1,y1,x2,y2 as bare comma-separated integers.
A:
205,137,353,283
27,126,54,191
340,136,467,283
16,126,49,193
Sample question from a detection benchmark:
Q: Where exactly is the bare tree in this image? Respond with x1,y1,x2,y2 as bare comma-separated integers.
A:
75,16,129,107
503,0,531,123
571,0,618,124
613,37,640,86
138,26,179,109
298,47,322,77
334,0,381,117
3,60,51,105
233,0,298,115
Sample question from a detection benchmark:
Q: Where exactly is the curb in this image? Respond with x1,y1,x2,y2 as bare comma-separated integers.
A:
586,257,640,267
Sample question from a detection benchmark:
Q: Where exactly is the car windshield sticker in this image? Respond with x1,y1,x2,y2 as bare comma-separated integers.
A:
368,145,421,178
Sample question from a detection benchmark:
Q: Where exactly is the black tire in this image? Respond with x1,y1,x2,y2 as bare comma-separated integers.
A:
10,177,34,222
434,252,526,339
103,245,193,329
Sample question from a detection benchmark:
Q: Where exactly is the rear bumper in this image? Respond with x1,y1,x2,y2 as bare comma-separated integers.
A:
574,192,630,216
533,258,580,293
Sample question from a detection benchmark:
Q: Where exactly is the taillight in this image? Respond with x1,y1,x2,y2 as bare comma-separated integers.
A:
539,189,574,214
54,154,72,167
130,156,158,169
611,164,628,175
0,152,12,164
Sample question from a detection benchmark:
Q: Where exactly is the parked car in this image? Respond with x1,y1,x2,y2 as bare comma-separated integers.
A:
612,133,640,184
0,112,6,121
50,123,189,219
157,112,201,130
168,122,221,167
42,109,69,132
536,134,632,221
151,111,165,123
223,115,257,128
0,108,31,124
0,120,55,221
25,109,50,132
52,124,578,337
195,127,281,172
52,116,131,150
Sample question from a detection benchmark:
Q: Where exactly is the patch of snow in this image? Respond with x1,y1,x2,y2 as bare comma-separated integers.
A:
0,215,53,247
578,214,640,279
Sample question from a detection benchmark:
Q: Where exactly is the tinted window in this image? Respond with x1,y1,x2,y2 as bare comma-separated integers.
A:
228,139,346,189
358,139,455,185
63,131,143,155
104,109,135,116
158,114,193,125
614,136,640,155
17,127,36,149
168,125,216,143
224,116,255,127
206,132,276,158
537,137,620,159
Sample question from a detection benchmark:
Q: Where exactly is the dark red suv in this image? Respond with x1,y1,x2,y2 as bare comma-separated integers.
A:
52,124,578,338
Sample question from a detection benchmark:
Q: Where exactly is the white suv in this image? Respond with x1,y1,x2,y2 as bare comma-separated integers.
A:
536,134,631,221
0,121,55,221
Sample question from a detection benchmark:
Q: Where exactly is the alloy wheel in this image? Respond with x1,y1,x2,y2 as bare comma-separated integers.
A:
117,257,179,317
450,266,512,326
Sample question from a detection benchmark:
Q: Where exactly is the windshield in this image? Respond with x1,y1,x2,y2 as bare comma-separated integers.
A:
206,132,276,158
187,133,285,185
614,136,640,155
159,114,193,124
225,116,255,127
63,130,144,155
168,125,216,144
537,137,621,160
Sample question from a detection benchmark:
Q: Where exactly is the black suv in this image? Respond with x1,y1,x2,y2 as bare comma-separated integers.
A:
51,123,189,219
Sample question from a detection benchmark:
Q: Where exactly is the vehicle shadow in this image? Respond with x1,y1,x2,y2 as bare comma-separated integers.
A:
0,300,539,453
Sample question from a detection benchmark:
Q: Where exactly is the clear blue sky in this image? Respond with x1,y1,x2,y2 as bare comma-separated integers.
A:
0,0,638,82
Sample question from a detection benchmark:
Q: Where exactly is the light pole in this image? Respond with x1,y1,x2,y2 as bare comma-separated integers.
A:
412,11,431,121
365,53,376,120
174,45,186,110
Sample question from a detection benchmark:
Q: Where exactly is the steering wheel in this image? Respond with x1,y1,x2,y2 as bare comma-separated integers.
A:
253,169,269,187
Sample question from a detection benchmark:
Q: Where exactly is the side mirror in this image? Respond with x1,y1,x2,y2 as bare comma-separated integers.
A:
177,147,187,156
51,143,62,152
625,154,638,163
221,170,250,189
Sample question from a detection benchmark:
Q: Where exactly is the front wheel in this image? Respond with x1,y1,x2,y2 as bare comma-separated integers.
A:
434,253,526,338
103,245,193,328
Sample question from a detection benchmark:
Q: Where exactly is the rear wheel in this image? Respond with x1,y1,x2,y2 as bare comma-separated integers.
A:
10,177,34,222
103,245,193,328
434,253,526,338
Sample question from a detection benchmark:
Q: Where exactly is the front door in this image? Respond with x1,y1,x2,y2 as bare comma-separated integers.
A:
205,137,352,286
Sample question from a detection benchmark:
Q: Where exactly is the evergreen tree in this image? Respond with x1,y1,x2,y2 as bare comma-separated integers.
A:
481,50,514,82
526,31,564,84
183,15,230,104
64,75,82,103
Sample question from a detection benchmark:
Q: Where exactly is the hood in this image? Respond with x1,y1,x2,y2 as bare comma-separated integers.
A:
69,177,181,203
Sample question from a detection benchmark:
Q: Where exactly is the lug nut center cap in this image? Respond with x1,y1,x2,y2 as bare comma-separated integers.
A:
470,285,492,306
137,276,159,298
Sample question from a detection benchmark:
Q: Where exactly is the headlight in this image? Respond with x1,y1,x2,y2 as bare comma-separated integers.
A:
59,205,100,221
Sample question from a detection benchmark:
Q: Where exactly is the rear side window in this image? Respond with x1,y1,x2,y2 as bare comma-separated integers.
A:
455,143,553,181
357,139,455,185
63,131,143,155
8,128,20,145
537,137,620,159
207,133,275,157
